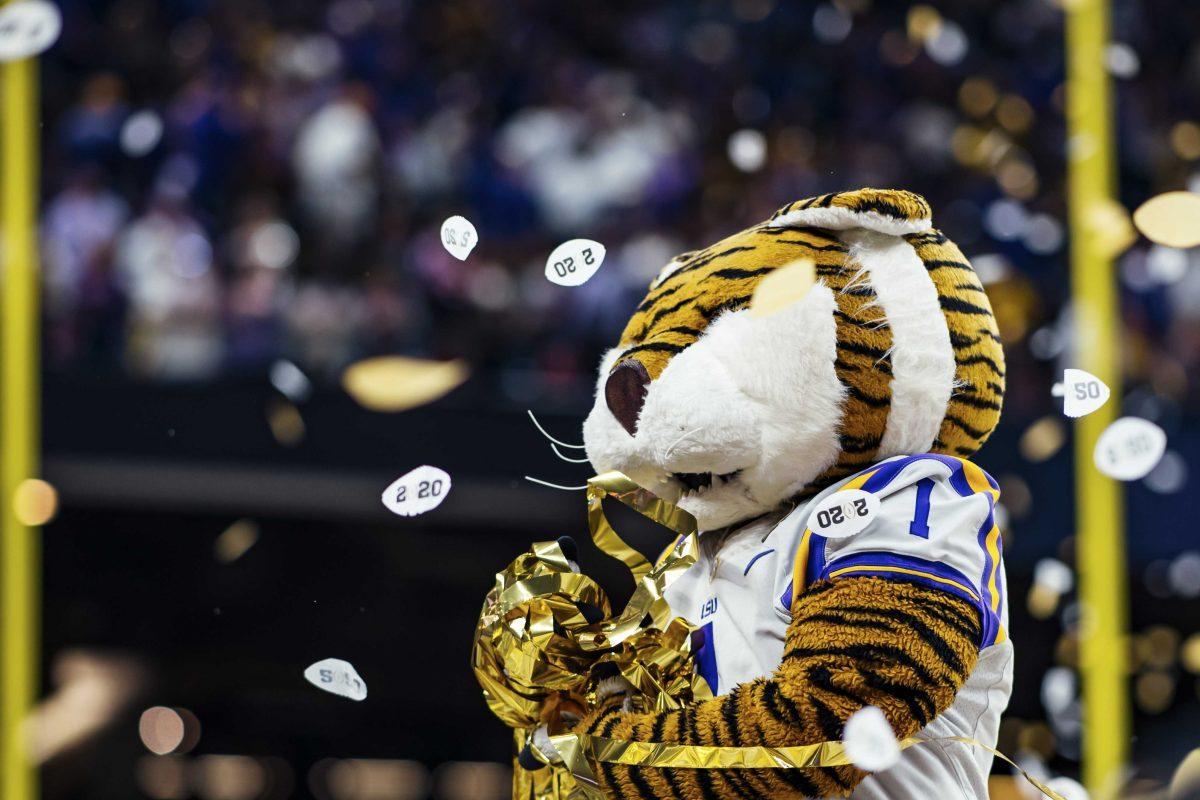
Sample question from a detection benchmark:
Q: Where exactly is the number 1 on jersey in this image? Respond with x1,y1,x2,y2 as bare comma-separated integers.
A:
908,477,934,538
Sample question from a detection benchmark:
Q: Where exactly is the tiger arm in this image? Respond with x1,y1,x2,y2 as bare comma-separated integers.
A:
574,575,981,800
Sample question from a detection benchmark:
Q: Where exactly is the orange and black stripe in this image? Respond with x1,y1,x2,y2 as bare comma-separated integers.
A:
903,231,1005,457
578,577,981,800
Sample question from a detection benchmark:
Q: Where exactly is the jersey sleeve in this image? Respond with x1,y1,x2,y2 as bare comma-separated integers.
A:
808,454,1006,647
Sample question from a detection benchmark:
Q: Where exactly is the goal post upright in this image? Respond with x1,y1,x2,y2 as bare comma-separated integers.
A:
1064,0,1130,794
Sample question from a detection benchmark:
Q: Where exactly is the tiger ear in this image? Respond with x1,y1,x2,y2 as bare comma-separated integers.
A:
767,188,932,238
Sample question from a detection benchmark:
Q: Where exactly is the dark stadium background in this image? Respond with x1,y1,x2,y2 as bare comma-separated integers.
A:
30,0,1200,797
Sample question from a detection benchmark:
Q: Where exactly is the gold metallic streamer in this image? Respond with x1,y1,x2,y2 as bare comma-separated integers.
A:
473,470,708,800
541,732,1068,800
477,473,1064,800
584,471,696,582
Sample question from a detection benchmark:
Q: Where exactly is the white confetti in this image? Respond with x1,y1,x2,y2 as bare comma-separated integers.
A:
1061,368,1110,418
1050,383,1065,397
1145,245,1189,285
544,239,605,287
304,658,367,701
1045,776,1089,800
1104,43,1140,79
1033,558,1074,595
119,110,164,157
842,705,900,772
727,129,767,172
1093,417,1167,481
381,465,451,517
0,0,61,62
808,489,880,540
440,215,478,261
270,359,312,403
1040,666,1076,714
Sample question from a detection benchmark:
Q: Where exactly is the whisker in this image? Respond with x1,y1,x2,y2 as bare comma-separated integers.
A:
663,426,704,461
527,410,586,449
524,476,589,491
551,444,591,464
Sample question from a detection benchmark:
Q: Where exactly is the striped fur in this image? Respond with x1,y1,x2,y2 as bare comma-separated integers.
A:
590,188,1004,515
903,231,1006,457
578,577,981,799
571,189,1002,797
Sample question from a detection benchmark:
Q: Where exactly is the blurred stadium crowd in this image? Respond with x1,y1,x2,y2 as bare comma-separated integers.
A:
38,0,1200,408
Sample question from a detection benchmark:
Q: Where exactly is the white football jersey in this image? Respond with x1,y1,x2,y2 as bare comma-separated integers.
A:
661,454,1013,800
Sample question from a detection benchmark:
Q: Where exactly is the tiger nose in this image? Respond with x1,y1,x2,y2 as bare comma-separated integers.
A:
605,360,651,436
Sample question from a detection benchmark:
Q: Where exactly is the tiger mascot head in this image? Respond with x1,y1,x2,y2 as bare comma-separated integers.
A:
583,188,1005,531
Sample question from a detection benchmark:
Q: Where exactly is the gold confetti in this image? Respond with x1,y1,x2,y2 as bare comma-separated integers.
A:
996,95,1035,134
1135,670,1175,714
1019,416,1066,463
749,259,816,318
1026,584,1059,620
12,478,58,526
1170,122,1200,161
214,519,260,563
906,5,942,42
958,77,998,118
1139,625,1180,669
996,158,1039,200
1133,191,1200,249
951,125,988,167
1086,199,1137,257
342,356,469,413
1170,748,1200,800
267,398,305,446
1182,633,1200,674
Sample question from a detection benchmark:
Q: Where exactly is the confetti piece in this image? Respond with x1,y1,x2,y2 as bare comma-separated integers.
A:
727,129,767,172
341,356,469,412
1061,368,1110,418
842,705,900,772
1033,558,1074,596
1019,416,1066,463
1050,383,1065,397
381,465,451,517
1181,634,1200,674
1046,777,1089,800
1085,200,1136,257
0,0,61,62
1169,749,1200,800
12,478,57,526
138,706,199,756
749,259,815,318
1094,417,1166,481
269,359,312,403
1146,244,1190,285
1133,192,1200,249
304,658,367,701
544,239,606,287
214,519,260,563
906,4,943,43
440,215,478,260
808,489,880,540
1039,667,1076,715
1026,583,1059,620
266,398,305,446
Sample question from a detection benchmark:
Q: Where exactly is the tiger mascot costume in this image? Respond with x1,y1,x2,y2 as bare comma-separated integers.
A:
511,188,1010,799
